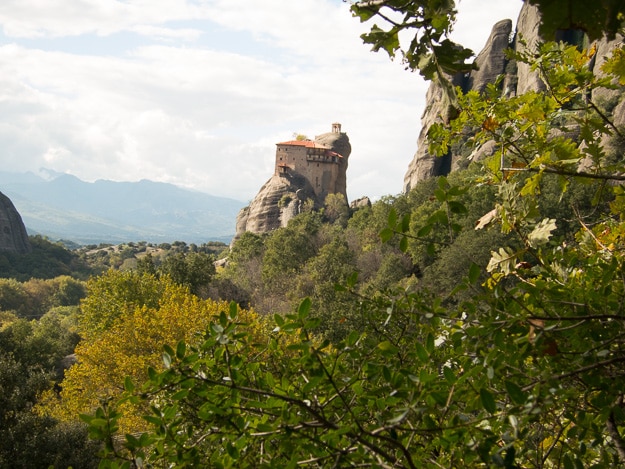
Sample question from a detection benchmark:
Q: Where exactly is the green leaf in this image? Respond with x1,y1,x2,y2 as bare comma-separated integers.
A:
125,433,141,448
163,344,175,358
147,366,158,381
426,243,437,256
399,236,408,253
298,298,312,320
387,207,398,227
219,310,228,328
229,301,238,319
226,441,240,459
520,173,542,197
274,313,285,327
415,342,429,361
505,380,527,405
468,262,481,284
172,389,189,401
400,213,411,232
304,318,321,329
480,388,497,414
425,333,435,354
602,45,625,85
379,227,394,242
350,4,378,22
448,200,468,214
434,188,447,202
443,366,456,384
417,224,433,237
428,209,448,225
346,330,360,347
89,418,109,428
346,271,359,288
176,340,186,360
378,340,399,355
124,376,135,393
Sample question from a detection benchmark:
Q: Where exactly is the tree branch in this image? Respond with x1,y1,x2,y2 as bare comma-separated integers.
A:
607,396,625,464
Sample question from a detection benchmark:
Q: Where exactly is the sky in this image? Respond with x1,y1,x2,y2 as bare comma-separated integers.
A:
0,0,523,203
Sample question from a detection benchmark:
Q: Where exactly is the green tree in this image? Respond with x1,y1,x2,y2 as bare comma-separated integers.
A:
159,251,216,296
261,217,319,293
216,232,266,307
0,353,99,468
51,275,87,306
0,278,28,315
136,252,157,276
323,193,350,226
0,320,98,468
293,234,358,341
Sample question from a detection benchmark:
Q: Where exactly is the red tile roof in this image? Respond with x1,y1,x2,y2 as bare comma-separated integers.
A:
276,140,318,148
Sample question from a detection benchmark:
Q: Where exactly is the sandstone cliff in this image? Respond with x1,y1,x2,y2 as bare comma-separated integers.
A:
235,173,317,235
0,191,31,254
235,127,351,239
403,2,625,192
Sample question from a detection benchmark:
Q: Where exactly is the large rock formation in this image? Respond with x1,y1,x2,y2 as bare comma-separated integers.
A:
403,14,519,191
235,173,317,235
403,2,625,191
0,191,31,254
235,124,351,239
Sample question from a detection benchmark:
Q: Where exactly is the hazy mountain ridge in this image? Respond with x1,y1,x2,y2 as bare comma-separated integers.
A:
0,171,245,245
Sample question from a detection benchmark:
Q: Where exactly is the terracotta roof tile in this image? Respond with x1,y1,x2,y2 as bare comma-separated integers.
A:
276,140,318,148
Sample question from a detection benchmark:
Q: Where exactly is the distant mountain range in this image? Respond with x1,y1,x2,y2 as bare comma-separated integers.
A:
0,170,245,245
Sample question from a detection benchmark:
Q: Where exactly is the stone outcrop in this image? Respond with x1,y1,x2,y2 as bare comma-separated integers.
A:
350,196,371,210
0,191,31,254
235,172,317,235
466,19,515,94
402,2,625,192
235,125,351,239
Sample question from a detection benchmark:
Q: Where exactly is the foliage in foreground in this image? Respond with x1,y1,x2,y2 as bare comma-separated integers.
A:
78,31,625,468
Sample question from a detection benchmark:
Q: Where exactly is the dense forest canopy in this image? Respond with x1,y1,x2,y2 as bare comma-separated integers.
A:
1,1,625,467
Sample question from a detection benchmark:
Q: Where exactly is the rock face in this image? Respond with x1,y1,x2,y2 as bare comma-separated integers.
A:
514,2,545,96
235,173,317,235
350,196,371,210
402,2,625,192
235,124,351,239
0,191,31,254
403,16,516,192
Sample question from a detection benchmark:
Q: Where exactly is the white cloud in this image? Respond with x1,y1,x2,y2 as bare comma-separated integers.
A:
0,0,206,38
0,1,522,202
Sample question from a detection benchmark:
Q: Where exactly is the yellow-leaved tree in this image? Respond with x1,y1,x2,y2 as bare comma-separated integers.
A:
38,270,270,433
